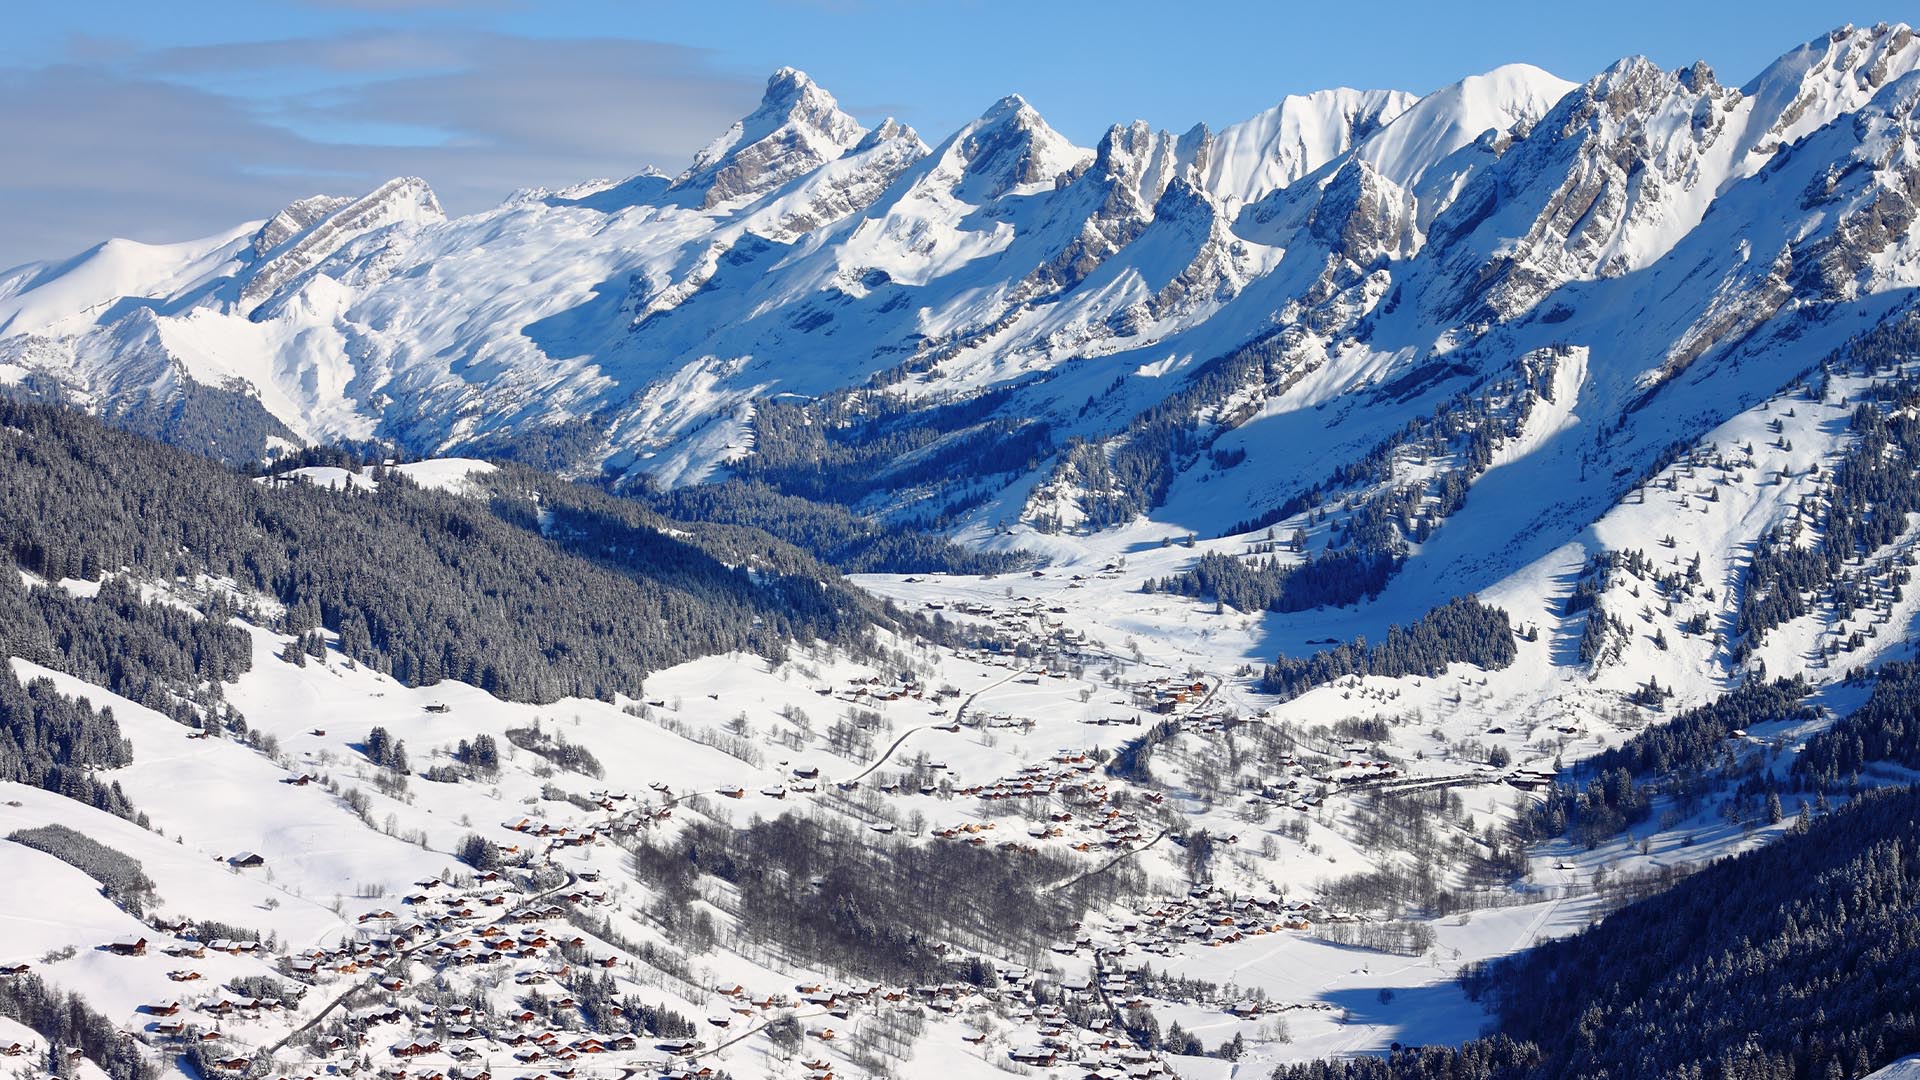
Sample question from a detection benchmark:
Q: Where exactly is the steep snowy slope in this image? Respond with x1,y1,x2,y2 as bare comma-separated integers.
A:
1355,64,1573,190
666,66,870,209
4,23,1920,585
1200,86,1416,208
0,51,1563,482
1419,24,1920,326
0,224,257,338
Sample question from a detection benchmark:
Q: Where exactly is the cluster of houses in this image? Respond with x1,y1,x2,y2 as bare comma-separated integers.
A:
1317,753,1405,786
816,674,954,709
497,818,601,852
933,589,1118,679
711,967,1191,1080
1131,677,1211,716
147,988,291,1040
245,921,664,1077
1008,1045,1177,1077
990,976,1181,1078
967,747,1099,801
1240,754,1325,813
673,959,1196,1080
1505,766,1560,791
36,580,1413,1080
501,793,680,846
87,859,672,1080
500,1029,644,1062
283,875,620,985
1050,886,1317,959
104,932,268,961
274,994,662,1073
150,706,1198,1080
1233,747,1426,812
961,750,1152,852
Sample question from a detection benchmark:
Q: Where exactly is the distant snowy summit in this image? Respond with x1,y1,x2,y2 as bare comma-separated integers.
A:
0,58,1573,476
3,23,1920,560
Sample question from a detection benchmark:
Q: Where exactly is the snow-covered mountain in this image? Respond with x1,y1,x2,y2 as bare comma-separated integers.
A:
15,25,1920,1080
4,23,1920,569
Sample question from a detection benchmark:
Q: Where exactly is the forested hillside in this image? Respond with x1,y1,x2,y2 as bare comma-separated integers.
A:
649,479,1025,575
0,400,908,705
1273,784,1920,1080
0,557,254,818
1796,662,1920,789
1517,678,1819,849
1257,596,1516,700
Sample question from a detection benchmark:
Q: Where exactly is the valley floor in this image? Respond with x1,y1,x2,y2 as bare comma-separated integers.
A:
4,503,1890,1080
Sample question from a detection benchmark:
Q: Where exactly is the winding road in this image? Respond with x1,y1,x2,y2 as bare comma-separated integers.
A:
263,863,582,1057
832,662,1032,787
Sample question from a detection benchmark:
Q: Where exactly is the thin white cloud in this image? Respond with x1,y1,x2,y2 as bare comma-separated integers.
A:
0,32,765,268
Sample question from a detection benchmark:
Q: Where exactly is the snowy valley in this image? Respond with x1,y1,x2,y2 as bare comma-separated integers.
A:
2,18,1920,1080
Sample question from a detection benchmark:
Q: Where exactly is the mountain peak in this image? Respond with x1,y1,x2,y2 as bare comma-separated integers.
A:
1354,62,1574,189
947,93,1085,199
767,65,810,87
1587,54,1664,99
670,67,867,209
760,66,830,114
250,194,355,260
976,93,1042,130
1738,22,1920,158
853,117,921,152
1201,86,1416,206
238,175,441,312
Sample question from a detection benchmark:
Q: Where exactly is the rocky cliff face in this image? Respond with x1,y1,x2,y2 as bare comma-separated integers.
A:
1420,24,1920,328
241,176,443,314
8,23,1920,560
667,68,870,209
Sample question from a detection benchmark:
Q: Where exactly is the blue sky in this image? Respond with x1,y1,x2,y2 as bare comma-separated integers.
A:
1,0,1913,267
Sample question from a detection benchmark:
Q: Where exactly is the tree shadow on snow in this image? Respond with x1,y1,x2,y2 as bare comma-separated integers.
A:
1317,980,1496,1053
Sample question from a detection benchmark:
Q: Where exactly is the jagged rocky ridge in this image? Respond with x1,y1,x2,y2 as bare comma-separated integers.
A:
3,24,1920,589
